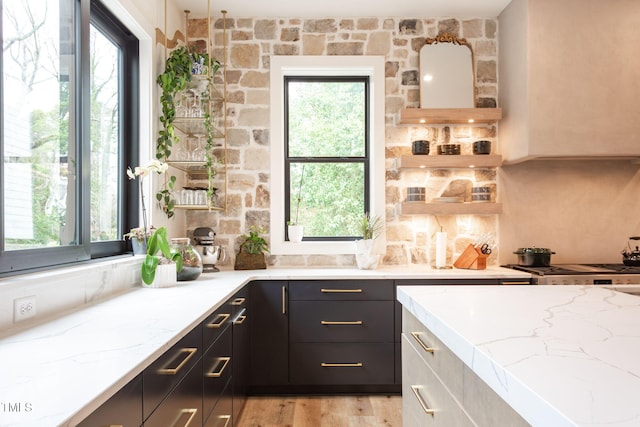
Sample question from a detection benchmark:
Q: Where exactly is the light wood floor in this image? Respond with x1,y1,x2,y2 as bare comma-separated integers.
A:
236,395,402,427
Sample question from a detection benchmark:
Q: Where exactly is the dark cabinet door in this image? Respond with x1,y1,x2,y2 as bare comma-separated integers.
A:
232,287,249,422
248,280,289,388
77,374,142,427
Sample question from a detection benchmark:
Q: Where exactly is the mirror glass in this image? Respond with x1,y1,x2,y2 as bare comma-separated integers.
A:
420,34,475,109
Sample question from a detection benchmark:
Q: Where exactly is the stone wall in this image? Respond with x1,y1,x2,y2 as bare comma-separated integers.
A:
185,16,499,268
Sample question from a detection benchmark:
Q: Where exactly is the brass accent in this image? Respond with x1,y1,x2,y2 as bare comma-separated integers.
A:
157,348,197,375
231,297,246,306
411,332,435,353
501,281,531,285
320,362,363,367
282,285,287,314
169,408,198,427
234,315,247,325
207,313,230,329
217,415,232,427
425,31,469,47
320,288,363,293
206,357,231,378
320,320,363,325
411,385,435,416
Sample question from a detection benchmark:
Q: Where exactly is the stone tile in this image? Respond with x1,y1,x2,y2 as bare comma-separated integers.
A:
281,28,300,42
273,44,299,55
255,184,270,208
477,60,497,83
244,146,270,170
232,31,252,41
255,19,277,39
399,19,423,35
327,42,364,55
438,18,460,36
302,35,325,55
303,19,337,33
238,107,269,126
357,18,378,30
367,32,391,55
246,90,269,105
462,19,483,38
253,129,269,145
230,44,260,68
239,71,269,88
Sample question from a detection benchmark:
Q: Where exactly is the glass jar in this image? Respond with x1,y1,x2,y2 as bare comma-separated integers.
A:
170,238,203,281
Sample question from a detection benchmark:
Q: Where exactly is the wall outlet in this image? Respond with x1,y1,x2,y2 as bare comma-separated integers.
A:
14,296,36,323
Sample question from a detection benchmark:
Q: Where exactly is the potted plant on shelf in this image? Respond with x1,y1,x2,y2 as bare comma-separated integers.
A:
123,226,155,255
141,227,183,287
234,225,269,270
355,212,384,270
287,164,305,243
156,45,221,218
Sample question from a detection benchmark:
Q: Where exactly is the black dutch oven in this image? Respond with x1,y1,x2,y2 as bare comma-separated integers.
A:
513,247,555,267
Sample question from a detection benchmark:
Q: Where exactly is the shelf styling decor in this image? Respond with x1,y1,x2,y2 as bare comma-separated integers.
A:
234,225,269,270
355,212,384,270
123,226,155,255
141,227,183,287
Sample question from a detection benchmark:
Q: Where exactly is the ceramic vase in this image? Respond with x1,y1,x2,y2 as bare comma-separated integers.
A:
355,239,379,270
146,263,177,288
288,225,304,243
131,238,147,255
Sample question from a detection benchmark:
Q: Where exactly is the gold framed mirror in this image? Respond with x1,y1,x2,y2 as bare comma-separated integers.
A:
419,33,475,109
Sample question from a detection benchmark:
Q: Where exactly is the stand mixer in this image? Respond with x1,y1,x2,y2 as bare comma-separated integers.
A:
193,227,225,272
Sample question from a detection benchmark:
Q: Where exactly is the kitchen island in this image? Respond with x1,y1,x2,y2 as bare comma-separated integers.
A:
397,285,640,427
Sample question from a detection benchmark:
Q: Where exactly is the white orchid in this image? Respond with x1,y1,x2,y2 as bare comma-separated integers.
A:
127,159,168,180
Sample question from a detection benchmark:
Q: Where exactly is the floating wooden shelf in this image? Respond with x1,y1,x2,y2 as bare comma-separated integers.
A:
401,202,503,215
399,108,502,125
173,118,225,137
398,154,502,169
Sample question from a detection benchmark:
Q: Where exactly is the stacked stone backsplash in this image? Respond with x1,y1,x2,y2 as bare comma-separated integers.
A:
184,15,498,268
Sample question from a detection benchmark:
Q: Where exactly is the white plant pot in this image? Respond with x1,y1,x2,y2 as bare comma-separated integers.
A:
355,239,380,270
145,263,177,288
288,225,304,243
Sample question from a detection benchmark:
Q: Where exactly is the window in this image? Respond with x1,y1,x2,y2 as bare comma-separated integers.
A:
0,0,139,275
270,56,385,255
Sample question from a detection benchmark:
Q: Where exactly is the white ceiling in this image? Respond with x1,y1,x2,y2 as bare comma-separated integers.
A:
175,0,513,19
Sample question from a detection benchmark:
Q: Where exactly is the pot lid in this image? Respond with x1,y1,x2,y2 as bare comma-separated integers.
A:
514,247,555,254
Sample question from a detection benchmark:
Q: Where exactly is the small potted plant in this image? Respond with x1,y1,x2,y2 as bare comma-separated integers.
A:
355,212,384,270
123,226,155,255
141,227,183,287
234,225,269,270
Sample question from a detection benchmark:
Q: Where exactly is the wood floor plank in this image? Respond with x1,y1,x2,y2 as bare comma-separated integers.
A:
237,395,402,427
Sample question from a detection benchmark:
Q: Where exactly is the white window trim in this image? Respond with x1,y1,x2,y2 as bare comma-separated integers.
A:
269,56,386,256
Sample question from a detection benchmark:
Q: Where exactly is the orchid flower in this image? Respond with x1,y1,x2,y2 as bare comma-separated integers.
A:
127,159,168,180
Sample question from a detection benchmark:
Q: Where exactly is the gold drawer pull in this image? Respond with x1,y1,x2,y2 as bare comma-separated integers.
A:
158,348,197,375
215,415,232,427
170,408,198,427
320,362,363,367
411,332,435,353
207,313,230,329
320,320,363,325
234,315,247,325
320,288,363,293
206,356,231,378
501,281,531,285
231,297,246,306
411,385,435,416
282,285,287,314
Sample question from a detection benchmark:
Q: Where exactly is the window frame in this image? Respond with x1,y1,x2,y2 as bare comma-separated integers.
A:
269,56,386,256
0,0,139,276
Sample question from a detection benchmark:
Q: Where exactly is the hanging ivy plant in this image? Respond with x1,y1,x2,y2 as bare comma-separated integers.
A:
156,45,220,218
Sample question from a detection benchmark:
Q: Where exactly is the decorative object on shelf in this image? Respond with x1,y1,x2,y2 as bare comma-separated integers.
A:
124,226,155,255
437,143,461,155
234,226,269,270
411,140,430,155
287,163,305,243
170,238,203,281
473,140,491,155
406,187,426,202
141,227,183,287
355,212,384,270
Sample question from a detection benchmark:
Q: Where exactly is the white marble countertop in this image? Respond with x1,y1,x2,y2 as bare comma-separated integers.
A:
0,265,528,427
397,285,640,427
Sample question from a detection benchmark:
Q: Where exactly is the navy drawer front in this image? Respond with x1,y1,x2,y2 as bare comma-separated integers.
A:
289,280,394,301
204,381,233,427
290,300,394,343
143,324,202,420
203,326,232,420
203,304,233,352
290,342,395,385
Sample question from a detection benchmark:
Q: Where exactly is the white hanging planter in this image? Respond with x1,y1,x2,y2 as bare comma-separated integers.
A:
145,263,177,288
355,239,380,270
288,225,304,243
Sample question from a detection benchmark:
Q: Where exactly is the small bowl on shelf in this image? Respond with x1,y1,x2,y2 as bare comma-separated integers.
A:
473,140,492,155
437,144,461,155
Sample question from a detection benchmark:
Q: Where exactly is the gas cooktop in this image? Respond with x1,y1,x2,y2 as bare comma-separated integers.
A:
504,264,640,276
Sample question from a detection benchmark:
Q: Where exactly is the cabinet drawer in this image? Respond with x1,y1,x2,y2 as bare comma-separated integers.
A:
203,326,232,421
203,302,233,352
144,357,204,427
290,343,394,385
204,382,233,427
289,280,394,301
143,325,202,420
290,300,394,343
401,335,474,427
402,307,464,401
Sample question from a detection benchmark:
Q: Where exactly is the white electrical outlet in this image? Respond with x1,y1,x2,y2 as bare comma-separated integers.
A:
14,296,36,322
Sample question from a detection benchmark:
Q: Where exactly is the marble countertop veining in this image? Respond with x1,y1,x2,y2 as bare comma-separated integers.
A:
0,266,528,426
397,285,640,427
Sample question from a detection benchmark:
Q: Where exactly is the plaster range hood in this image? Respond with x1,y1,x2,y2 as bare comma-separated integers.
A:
498,0,640,164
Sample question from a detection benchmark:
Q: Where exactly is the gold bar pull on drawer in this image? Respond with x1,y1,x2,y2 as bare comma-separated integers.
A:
231,297,246,306
320,288,362,293
501,281,531,285
216,415,231,427
206,356,231,378
411,385,435,416
157,348,197,375
320,320,363,325
411,332,435,353
207,313,230,329
234,315,247,325
170,408,198,427
320,362,364,367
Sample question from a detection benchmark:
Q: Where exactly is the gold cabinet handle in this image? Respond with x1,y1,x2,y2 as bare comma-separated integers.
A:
411,385,435,416
282,285,286,314
157,348,197,375
214,415,231,427
320,362,363,367
234,315,247,325
207,313,230,329
231,297,246,306
411,332,435,353
320,320,363,325
206,356,231,378
501,281,531,285
169,408,198,427
320,288,362,293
